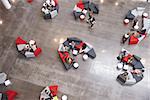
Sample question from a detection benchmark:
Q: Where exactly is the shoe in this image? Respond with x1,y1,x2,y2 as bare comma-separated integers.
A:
86,20,89,23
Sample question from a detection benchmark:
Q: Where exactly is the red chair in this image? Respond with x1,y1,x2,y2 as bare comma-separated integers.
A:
77,1,84,10
5,90,18,100
49,85,58,96
16,37,42,58
129,35,139,45
16,37,27,45
122,54,132,63
75,42,85,50
27,0,33,3
54,0,58,5
58,51,70,63
34,48,42,57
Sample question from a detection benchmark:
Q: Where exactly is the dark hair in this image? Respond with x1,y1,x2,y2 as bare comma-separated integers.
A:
82,44,87,50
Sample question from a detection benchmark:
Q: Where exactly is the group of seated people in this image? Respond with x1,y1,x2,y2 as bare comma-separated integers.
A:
122,30,147,45
40,85,68,100
116,49,144,85
73,0,99,20
41,0,59,19
0,72,17,100
58,37,96,70
40,85,59,100
123,7,145,24
129,30,147,45
123,7,150,45
16,37,42,58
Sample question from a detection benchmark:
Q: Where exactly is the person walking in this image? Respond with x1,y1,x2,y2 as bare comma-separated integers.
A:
87,12,96,29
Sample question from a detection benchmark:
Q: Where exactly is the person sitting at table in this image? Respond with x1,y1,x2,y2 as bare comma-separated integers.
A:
117,49,127,61
19,44,32,55
125,71,136,85
69,41,76,50
132,19,139,30
131,69,142,74
29,40,37,51
59,51,73,64
42,7,50,14
22,40,38,53
75,42,87,54
122,54,133,64
130,69,144,83
138,29,146,35
23,44,32,51
127,56,134,64
65,56,73,64
46,0,56,11
79,43,87,53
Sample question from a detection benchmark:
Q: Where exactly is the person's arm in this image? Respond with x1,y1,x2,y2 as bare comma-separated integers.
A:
125,71,136,85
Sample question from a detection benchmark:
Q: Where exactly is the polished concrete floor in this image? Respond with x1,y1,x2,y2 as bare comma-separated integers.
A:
0,0,150,100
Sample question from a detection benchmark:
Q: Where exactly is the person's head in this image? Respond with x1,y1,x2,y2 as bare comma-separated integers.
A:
66,57,72,64
71,41,75,45
134,69,142,74
82,43,87,50
127,32,130,35
64,46,69,50
29,40,36,46
89,10,93,15
140,29,146,34
24,44,30,50
124,72,128,76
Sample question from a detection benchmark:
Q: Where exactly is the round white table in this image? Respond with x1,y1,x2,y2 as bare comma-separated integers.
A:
62,95,68,100
80,15,85,20
83,54,88,61
72,50,78,56
73,63,79,69
123,65,129,70
117,63,123,70
124,19,129,25
143,13,148,18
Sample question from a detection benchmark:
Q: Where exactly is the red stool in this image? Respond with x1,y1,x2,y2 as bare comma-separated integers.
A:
80,14,85,20
49,85,58,96
16,37,27,45
34,48,42,57
27,0,33,3
123,19,129,25
5,90,18,100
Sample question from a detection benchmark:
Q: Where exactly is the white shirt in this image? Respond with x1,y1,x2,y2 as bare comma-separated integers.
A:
124,33,130,38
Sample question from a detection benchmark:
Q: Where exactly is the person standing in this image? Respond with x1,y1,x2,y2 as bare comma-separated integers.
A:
121,32,130,44
87,12,96,29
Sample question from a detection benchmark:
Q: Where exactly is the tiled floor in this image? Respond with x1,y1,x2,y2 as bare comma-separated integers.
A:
0,0,149,100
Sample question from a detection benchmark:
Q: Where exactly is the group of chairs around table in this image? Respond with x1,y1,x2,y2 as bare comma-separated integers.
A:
0,72,17,100
116,49,144,85
40,85,68,100
73,0,99,20
41,0,59,19
123,7,150,45
16,37,42,58
58,37,96,70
